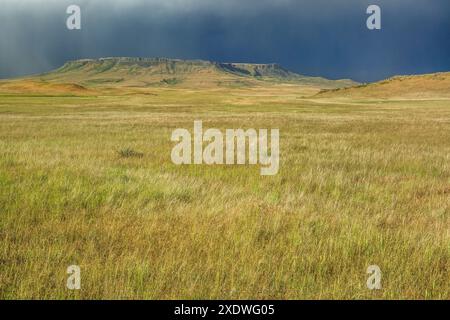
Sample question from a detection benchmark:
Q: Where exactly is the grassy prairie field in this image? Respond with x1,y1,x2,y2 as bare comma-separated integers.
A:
0,85,449,299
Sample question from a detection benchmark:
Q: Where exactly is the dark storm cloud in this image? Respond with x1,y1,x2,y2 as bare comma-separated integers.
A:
1,0,449,82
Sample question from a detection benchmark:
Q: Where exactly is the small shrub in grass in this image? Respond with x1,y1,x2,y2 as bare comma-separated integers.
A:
117,147,144,158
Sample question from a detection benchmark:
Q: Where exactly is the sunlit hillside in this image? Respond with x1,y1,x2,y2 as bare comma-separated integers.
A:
317,72,450,99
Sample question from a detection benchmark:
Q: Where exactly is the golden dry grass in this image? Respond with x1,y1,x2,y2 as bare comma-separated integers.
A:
0,84,449,299
0,80,93,96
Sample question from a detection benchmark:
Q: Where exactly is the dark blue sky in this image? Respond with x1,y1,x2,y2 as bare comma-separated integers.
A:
1,0,449,82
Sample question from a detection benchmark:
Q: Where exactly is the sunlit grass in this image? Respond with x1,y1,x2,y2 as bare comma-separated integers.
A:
0,87,449,299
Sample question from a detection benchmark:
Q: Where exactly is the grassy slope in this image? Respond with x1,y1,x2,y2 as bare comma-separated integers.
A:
316,72,450,99
0,58,358,94
0,85,449,299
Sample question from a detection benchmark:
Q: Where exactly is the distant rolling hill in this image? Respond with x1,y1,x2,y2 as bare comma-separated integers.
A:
3,57,448,99
316,72,450,99
0,57,358,94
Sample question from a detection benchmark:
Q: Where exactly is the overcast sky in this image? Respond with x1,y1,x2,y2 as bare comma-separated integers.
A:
1,0,449,82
